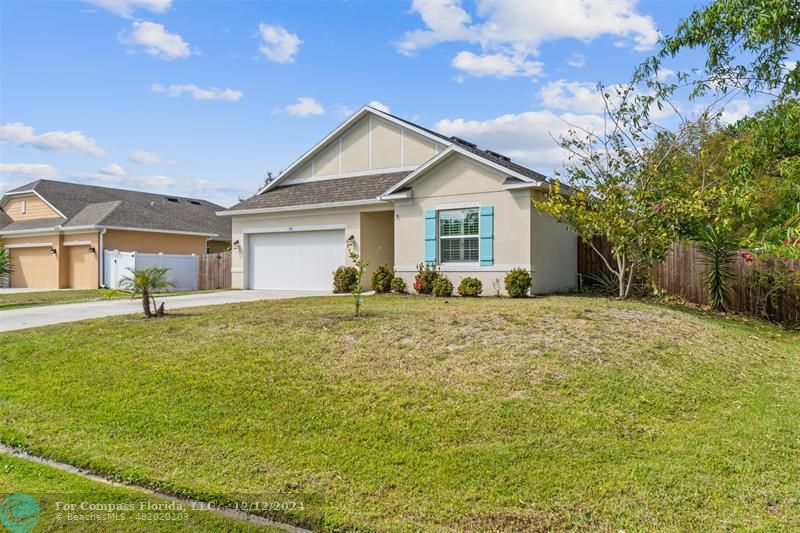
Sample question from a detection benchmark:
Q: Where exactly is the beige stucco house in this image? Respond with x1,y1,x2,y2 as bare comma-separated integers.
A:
0,180,231,289
220,106,577,295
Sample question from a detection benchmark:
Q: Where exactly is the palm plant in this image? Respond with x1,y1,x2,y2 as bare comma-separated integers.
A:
696,224,738,311
0,246,11,288
119,266,175,318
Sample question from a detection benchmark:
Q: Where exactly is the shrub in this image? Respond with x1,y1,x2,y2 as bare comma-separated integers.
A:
414,263,439,294
391,276,408,294
432,276,453,297
504,268,531,298
696,225,737,311
333,265,358,293
457,277,482,297
370,264,394,293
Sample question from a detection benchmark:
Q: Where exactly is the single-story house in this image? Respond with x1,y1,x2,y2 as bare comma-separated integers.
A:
219,105,577,295
0,179,231,289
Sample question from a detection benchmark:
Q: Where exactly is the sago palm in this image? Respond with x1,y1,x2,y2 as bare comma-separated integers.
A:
0,246,11,288
119,266,175,318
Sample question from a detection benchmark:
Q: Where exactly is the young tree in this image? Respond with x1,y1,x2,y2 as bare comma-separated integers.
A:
346,237,368,316
119,266,176,318
534,85,704,299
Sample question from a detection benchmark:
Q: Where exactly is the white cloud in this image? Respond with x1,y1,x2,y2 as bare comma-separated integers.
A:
367,100,392,113
656,68,676,81
719,100,752,124
0,122,105,157
396,0,658,78
435,110,605,169
783,60,797,71
282,97,325,117
335,105,356,118
151,83,243,101
121,21,191,60
128,149,170,165
83,0,171,18
74,171,176,188
0,163,58,179
99,163,125,176
452,51,543,78
567,53,586,68
539,80,605,113
257,24,302,63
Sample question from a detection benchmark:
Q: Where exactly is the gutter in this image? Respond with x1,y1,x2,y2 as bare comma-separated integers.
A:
216,198,387,217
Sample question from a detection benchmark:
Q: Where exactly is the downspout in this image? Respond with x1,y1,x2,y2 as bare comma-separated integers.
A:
98,228,107,288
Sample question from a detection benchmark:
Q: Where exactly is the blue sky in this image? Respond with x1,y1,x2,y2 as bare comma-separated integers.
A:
1,0,743,207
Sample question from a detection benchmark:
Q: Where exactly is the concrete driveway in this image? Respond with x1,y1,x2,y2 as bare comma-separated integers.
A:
0,290,328,332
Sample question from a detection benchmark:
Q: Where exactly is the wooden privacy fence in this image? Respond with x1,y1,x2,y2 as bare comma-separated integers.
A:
198,252,231,290
578,239,800,324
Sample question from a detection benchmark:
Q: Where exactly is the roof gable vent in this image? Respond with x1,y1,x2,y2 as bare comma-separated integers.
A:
449,136,477,149
484,149,511,163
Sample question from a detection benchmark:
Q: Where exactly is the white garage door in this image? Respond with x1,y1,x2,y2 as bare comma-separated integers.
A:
247,229,345,291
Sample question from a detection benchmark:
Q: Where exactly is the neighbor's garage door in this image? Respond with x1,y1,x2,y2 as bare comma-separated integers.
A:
247,229,345,291
10,246,54,288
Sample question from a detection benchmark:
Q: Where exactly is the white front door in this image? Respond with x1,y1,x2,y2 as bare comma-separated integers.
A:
247,229,345,291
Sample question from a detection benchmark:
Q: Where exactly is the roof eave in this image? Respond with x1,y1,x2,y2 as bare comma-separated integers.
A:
218,198,387,217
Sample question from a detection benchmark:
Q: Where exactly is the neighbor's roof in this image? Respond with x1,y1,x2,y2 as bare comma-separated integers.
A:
226,106,549,213
0,179,231,239
227,171,410,212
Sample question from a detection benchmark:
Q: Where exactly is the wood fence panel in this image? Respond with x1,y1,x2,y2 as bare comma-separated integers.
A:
198,252,231,290
578,239,800,323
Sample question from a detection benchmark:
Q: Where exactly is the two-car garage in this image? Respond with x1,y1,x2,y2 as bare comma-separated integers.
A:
246,228,345,291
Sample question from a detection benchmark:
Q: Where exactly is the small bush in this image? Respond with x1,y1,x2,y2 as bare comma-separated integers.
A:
414,263,440,294
391,276,408,294
457,277,482,297
432,276,454,297
333,265,358,293
370,264,394,293
504,268,531,298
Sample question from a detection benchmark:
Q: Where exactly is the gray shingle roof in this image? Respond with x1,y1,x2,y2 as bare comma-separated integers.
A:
1,180,230,239
227,108,550,213
228,171,410,211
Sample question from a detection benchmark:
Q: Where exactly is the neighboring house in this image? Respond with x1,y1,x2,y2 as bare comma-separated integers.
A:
219,105,577,294
0,180,231,289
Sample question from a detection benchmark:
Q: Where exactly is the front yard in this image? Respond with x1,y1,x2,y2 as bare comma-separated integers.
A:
1,295,799,530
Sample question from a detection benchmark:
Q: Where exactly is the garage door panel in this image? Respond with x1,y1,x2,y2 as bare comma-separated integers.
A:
10,247,56,288
248,230,344,291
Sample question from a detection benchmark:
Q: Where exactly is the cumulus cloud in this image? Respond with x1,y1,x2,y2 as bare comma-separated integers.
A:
719,100,752,124
539,80,606,113
128,149,170,165
258,24,302,63
435,110,605,169
73,171,176,188
567,53,586,68
367,100,392,113
120,21,191,60
83,0,171,18
0,122,105,157
282,97,325,117
0,163,59,179
99,163,126,176
396,0,658,78
452,51,543,78
151,83,243,101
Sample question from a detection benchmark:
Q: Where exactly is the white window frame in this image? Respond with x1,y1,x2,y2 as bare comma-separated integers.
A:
437,207,480,265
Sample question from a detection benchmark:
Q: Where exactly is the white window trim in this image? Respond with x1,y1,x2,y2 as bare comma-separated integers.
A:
437,206,480,265
20,200,27,214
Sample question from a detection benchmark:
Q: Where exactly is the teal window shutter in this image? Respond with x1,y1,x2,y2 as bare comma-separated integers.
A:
424,210,437,265
479,206,494,266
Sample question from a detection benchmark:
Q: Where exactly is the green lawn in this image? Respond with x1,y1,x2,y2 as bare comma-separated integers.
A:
1,295,799,530
0,453,277,531
0,289,227,310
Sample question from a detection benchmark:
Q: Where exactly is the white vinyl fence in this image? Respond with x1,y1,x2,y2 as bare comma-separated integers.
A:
104,250,199,291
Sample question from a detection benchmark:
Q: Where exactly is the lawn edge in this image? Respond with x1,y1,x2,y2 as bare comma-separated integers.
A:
0,442,316,533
